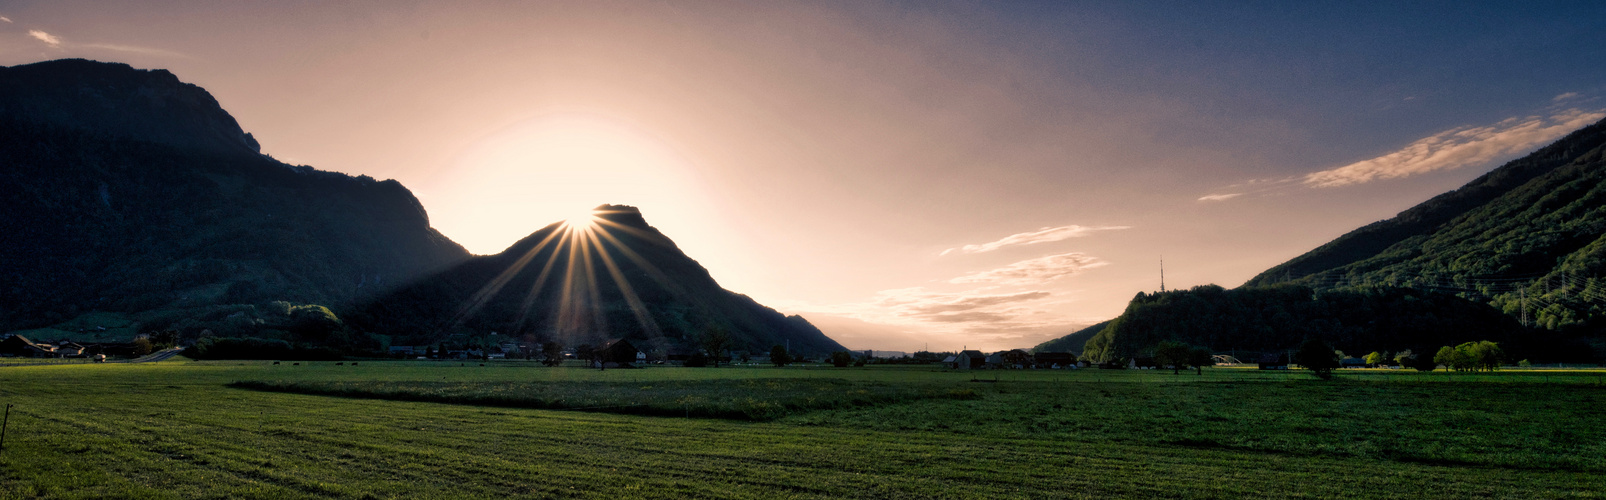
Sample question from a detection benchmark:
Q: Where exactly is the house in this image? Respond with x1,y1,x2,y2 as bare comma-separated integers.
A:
953,350,986,369
1002,349,1033,369
984,352,1006,368
1340,357,1367,369
1258,353,1288,370
0,335,56,357
597,338,640,368
56,341,87,357
1033,352,1075,369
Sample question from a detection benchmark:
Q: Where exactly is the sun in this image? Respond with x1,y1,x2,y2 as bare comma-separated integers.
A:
563,209,598,230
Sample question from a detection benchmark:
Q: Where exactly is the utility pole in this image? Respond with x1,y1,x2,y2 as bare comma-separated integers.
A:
1521,288,1528,328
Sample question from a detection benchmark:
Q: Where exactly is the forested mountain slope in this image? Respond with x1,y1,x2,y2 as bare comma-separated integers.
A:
1247,117,1606,332
0,59,470,335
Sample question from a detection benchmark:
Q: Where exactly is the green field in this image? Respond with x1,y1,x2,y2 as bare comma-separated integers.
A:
2,361,1603,498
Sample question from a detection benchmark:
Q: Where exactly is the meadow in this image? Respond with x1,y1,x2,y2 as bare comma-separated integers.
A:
1,360,1603,498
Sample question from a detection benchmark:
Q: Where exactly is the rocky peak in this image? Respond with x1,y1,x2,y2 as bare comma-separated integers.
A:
0,58,260,155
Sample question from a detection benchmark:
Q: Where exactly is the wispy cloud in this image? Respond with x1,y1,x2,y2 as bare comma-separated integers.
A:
949,252,1106,285
1554,92,1580,102
29,30,61,47
1197,193,1243,202
872,288,1055,325
1304,107,1606,188
81,43,190,59
1,16,13,23
941,225,1128,255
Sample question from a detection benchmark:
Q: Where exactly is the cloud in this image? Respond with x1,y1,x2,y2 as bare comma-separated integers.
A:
941,225,1129,255
1554,92,1580,102
1304,107,1606,188
949,252,1107,285
29,30,61,47
81,43,190,58
1,16,13,23
1197,193,1243,202
900,291,1051,315
875,288,1056,327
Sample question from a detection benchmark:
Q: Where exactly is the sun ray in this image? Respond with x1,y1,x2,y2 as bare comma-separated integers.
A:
584,226,664,339
512,229,575,334
446,225,567,328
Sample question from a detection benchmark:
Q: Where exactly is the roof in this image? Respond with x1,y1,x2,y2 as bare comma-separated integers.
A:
941,356,957,363
958,350,985,358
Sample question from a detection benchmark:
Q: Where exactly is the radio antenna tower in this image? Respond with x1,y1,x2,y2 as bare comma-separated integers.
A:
1160,256,1166,293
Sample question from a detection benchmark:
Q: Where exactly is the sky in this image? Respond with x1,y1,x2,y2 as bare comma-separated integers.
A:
3,1,1605,352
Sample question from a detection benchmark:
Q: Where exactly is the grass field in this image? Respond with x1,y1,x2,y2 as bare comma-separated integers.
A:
2,361,1603,498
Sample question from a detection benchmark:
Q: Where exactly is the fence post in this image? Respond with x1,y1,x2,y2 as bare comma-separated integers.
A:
1,404,12,454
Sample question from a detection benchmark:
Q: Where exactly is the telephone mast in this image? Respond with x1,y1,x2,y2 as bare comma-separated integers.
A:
1160,256,1166,293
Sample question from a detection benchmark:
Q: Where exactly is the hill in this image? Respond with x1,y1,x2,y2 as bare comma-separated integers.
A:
1245,116,1606,333
1074,284,1594,363
350,205,848,357
1030,321,1107,354
1039,116,1606,360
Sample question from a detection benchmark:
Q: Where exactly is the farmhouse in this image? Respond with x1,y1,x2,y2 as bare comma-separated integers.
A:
1033,352,1075,369
952,350,986,369
597,338,640,368
0,335,57,357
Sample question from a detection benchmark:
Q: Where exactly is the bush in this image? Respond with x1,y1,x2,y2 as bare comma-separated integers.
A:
830,351,853,367
684,352,709,367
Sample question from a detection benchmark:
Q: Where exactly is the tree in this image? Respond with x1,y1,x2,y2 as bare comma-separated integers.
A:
130,337,154,357
540,341,563,367
1433,345,1463,371
1187,347,1213,375
770,345,791,367
1293,337,1340,379
150,329,179,349
830,351,853,367
1153,341,1191,375
1364,351,1384,367
701,325,731,368
575,344,595,367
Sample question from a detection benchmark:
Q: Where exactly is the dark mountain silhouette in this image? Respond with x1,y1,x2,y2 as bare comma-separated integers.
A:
350,205,848,357
0,59,469,334
1,59,842,357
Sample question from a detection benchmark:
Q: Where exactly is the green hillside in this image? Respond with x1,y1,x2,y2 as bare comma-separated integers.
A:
1038,117,1606,360
1247,117,1606,333
1031,321,1108,354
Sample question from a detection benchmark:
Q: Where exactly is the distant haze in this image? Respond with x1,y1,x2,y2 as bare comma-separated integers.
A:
4,1,1603,350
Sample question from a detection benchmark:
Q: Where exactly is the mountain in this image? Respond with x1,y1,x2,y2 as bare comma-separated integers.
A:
0,59,470,338
1244,116,1606,332
349,205,848,357
1,59,842,357
1030,321,1108,354
1040,116,1606,362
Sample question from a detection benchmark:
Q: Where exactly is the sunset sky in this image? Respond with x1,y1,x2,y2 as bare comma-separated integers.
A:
4,1,1604,351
